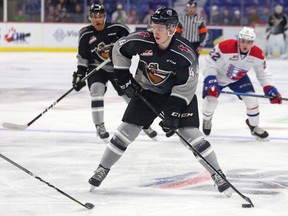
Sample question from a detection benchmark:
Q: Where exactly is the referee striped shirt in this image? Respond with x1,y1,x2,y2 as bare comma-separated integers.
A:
180,14,208,47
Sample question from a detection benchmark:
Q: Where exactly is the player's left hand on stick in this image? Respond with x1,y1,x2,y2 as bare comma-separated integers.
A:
203,75,219,98
159,105,181,137
116,70,142,98
263,85,282,104
72,71,86,91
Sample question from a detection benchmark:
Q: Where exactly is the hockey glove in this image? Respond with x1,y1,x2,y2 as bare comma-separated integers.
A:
159,105,181,138
202,75,219,98
263,85,282,104
72,71,86,91
116,70,142,98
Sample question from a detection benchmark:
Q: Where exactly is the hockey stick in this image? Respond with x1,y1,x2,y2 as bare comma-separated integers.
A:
220,90,288,101
2,58,111,130
137,94,254,208
0,153,94,209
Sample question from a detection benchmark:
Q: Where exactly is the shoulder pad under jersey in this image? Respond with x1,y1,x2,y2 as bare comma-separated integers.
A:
107,22,130,32
127,31,154,41
173,37,197,64
218,39,238,54
79,25,93,37
250,45,265,60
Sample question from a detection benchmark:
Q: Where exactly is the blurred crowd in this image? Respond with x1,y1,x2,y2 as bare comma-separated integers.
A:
203,4,275,26
0,0,287,27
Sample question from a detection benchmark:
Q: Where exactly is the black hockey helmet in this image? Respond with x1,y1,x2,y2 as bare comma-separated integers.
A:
150,7,179,26
89,3,106,16
187,1,197,7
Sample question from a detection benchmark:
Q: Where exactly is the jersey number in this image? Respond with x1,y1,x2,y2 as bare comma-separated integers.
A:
209,48,220,61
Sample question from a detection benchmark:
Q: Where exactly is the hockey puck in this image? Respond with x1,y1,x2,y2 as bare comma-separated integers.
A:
242,204,252,208
85,202,95,209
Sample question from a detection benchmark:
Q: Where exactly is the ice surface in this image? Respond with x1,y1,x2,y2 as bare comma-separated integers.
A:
0,52,287,216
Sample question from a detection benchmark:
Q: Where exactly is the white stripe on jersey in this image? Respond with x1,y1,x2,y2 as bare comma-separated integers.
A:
181,15,204,43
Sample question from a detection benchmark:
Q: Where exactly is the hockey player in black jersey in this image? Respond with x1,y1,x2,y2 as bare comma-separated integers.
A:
72,3,157,142
89,7,232,197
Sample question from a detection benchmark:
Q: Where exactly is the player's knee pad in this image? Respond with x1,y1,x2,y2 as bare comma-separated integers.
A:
178,127,203,141
178,127,204,149
90,82,106,97
115,122,142,145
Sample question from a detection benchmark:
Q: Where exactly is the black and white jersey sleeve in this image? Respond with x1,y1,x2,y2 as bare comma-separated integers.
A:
112,31,199,106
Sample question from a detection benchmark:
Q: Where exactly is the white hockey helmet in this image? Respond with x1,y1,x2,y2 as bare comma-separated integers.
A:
238,27,256,41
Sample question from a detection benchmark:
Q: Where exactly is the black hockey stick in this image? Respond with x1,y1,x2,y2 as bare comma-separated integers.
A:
137,94,254,208
2,58,111,130
0,153,94,209
220,90,288,101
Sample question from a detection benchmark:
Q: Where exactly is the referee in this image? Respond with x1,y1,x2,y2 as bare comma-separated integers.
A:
179,1,208,57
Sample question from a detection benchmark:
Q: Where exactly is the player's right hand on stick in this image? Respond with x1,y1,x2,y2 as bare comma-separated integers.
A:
263,85,282,104
72,71,86,91
159,105,181,138
202,75,219,98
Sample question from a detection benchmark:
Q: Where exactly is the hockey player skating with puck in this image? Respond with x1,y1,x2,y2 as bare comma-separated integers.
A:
88,7,232,197
72,4,157,142
202,27,282,140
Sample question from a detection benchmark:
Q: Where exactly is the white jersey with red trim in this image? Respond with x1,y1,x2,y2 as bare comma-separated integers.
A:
202,39,273,87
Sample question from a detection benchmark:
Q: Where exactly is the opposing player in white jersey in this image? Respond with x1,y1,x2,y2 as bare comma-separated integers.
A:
202,27,282,140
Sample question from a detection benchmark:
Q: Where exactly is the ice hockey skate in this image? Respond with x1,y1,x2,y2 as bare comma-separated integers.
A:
96,123,109,143
245,119,269,140
211,171,232,198
143,127,157,140
202,119,212,136
89,165,110,192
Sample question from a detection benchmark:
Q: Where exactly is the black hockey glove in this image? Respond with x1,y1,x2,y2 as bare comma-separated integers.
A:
159,105,181,138
72,71,86,91
116,70,142,98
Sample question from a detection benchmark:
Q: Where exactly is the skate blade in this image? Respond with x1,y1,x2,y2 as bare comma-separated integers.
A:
256,136,270,142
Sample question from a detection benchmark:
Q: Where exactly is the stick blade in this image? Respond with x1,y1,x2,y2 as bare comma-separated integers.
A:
84,202,94,209
2,122,28,130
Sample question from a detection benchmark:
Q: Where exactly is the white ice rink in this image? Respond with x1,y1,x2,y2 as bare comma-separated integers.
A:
0,52,287,216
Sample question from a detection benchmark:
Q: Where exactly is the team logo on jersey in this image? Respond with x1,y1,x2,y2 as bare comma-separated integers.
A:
229,55,238,61
89,36,97,44
137,31,150,38
226,64,248,81
178,44,193,56
95,42,110,60
167,59,176,64
145,62,171,85
140,50,153,56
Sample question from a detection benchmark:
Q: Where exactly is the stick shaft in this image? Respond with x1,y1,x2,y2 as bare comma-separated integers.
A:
220,90,288,101
0,153,90,209
137,94,254,206
27,58,111,126
3,58,111,129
